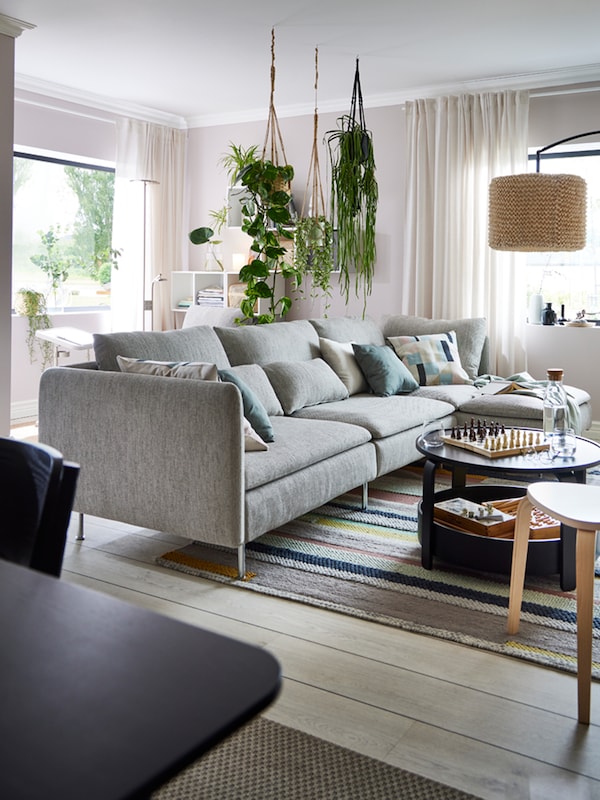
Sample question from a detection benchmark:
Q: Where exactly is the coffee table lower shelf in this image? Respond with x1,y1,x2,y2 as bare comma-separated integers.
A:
418,484,576,591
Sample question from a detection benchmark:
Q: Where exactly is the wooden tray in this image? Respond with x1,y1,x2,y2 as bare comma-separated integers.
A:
433,496,560,540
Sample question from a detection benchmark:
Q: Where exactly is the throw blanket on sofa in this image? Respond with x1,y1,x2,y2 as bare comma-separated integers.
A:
474,372,583,434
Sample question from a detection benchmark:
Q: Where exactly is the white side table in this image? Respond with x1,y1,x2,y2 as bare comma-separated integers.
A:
35,327,94,366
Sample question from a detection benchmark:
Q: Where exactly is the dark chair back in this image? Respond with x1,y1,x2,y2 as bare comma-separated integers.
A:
0,437,79,577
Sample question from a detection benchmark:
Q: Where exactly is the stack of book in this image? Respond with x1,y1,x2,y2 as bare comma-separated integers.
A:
196,286,224,306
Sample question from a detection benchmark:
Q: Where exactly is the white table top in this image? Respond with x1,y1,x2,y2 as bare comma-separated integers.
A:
35,326,94,349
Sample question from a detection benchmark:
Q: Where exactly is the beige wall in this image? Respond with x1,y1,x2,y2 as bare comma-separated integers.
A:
6,79,600,422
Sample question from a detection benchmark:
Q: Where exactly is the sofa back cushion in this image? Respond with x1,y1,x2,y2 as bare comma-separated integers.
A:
310,316,385,346
93,326,231,372
380,314,488,379
215,319,320,366
263,358,349,415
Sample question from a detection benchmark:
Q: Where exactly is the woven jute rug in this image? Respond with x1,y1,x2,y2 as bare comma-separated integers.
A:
151,716,482,800
157,466,600,678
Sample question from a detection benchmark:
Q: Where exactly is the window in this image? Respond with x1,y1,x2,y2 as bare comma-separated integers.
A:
526,143,600,322
12,151,118,312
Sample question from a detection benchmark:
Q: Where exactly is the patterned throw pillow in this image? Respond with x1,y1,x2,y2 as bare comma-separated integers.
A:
387,331,471,386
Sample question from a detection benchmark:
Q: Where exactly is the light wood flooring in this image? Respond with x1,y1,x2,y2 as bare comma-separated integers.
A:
58,510,600,800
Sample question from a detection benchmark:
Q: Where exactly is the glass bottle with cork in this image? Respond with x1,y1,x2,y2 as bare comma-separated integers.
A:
543,368,567,441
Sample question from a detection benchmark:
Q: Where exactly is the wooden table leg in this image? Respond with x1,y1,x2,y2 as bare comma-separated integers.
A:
507,495,533,635
576,529,597,724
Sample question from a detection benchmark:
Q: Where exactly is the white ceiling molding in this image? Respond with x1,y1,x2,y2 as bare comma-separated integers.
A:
13,60,600,131
187,63,600,128
14,74,187,130
0,14,35,38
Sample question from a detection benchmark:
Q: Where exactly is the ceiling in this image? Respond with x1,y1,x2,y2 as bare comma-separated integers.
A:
3,0,600,127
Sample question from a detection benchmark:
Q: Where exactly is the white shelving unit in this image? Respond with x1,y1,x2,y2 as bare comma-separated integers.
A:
171,270,285,317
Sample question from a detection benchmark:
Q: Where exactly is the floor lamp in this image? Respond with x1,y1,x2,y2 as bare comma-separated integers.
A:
135,178,159,331
151,273,167,331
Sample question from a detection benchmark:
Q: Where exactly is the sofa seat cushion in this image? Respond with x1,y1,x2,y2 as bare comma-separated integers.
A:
381,314,487,380
215,319,320,366
94,326,231,371
244,416,372,491
412,384,481,407
293,395,455,439
457,384,592,430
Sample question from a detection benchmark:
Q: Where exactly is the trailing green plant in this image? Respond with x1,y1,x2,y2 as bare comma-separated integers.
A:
293,216,335,314
218,143,260,185
14,288,53,369
325,59,378,310
237,159,302,324
294,47,335,315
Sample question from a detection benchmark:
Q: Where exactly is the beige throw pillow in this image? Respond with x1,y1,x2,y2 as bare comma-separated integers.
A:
319,337,369,395
116,356,219,381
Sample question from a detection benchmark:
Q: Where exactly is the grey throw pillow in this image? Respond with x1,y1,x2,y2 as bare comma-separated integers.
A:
263,358,349,415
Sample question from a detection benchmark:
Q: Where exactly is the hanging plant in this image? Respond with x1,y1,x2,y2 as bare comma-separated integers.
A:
294,47,335,314
14,288,53,369
234,28,301,324
325,58,378,310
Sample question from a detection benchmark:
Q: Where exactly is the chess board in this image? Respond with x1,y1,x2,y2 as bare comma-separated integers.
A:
441,426,549,459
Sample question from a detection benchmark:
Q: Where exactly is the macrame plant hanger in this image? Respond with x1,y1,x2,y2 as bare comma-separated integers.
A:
301,47,326,219
262,28,288,168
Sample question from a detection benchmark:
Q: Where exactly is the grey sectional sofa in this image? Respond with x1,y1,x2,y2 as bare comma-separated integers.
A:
38,314,592,578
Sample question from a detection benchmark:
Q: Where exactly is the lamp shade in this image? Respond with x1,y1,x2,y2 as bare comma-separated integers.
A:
488,172,587,252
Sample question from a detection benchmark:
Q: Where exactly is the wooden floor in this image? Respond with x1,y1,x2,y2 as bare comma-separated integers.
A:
59,511,600,800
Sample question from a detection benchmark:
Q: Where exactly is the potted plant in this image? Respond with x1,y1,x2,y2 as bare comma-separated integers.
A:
325,59,378,310
14,288,53,368
189,206,228,270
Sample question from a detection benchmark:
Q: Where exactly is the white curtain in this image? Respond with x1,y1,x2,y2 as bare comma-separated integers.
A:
403,90,530,375
111,119,187,331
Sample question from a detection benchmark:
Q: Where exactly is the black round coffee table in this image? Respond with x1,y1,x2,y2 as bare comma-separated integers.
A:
415,430,600,590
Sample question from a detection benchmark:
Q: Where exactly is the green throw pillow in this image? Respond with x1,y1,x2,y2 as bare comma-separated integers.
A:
218,369,275,443
352,344,419,396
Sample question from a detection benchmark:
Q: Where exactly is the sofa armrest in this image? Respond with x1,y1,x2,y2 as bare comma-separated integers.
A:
38,367,246,548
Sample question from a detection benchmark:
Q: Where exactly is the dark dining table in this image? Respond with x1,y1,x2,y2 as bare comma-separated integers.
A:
0,559,281,800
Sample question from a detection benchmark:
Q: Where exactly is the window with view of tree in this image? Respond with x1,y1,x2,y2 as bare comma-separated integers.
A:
526,144,600,322
12,152,119,312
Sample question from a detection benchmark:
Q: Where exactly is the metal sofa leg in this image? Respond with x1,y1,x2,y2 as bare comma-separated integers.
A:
237,542,246,580
76,512,85,541
362,482,369,510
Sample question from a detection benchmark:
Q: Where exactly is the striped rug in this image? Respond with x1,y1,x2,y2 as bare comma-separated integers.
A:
157,466,600,678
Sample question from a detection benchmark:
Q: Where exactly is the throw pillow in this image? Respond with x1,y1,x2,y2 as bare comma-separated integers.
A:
217,364,283,416
387,331,471,385
218,369,275,443
243,418,269,452
116,356,219,381
319,337,369,395
380,315,487,380
351,344,419,396
263,358,349,415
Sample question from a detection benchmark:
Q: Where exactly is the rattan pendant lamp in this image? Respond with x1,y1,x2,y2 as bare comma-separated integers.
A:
488,130,600,252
